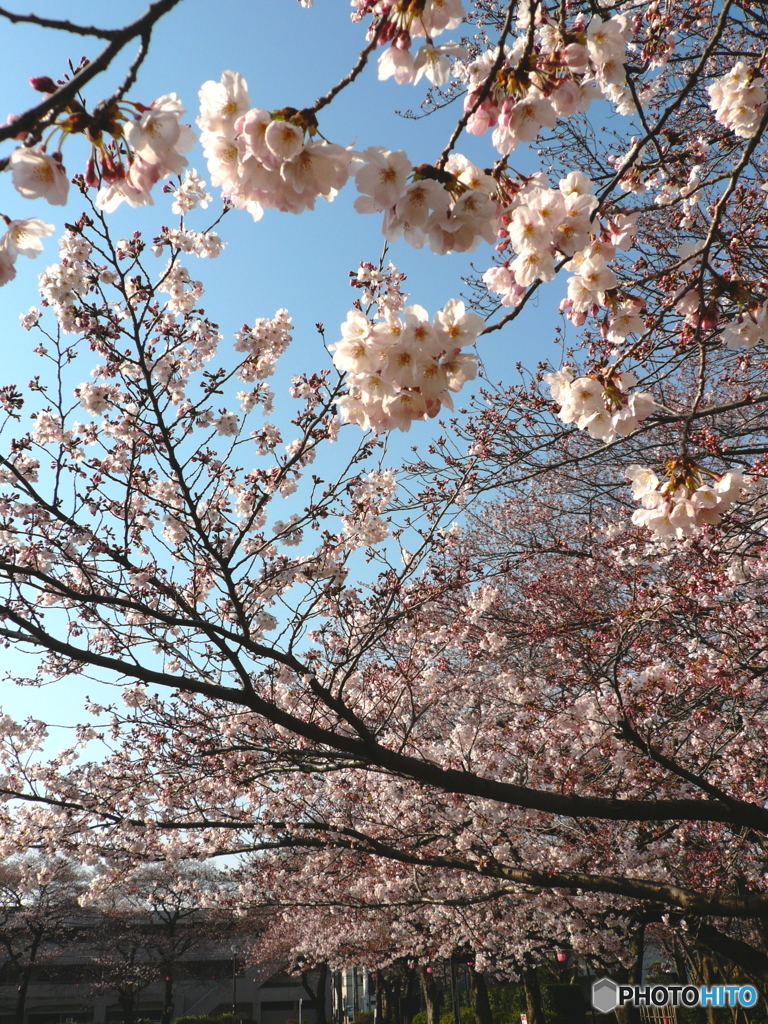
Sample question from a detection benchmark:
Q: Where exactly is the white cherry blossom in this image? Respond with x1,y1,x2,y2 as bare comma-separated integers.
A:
9,148,69,205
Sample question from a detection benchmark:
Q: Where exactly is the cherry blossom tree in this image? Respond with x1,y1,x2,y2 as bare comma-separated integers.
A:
0,0,767,994
0,856,89,1024
85,864,237,1024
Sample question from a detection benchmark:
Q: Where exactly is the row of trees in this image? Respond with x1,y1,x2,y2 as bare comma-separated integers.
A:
0,859,251,1024
0,0,767,1012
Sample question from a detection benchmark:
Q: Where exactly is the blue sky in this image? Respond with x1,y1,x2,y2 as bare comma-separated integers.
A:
0,0,563,740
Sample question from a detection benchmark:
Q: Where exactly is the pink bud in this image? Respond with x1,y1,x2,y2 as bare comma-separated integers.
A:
101,151,125,184
84,155,99,188
29,76,57,94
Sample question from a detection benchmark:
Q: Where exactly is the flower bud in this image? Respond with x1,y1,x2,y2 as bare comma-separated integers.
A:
29,76,57,94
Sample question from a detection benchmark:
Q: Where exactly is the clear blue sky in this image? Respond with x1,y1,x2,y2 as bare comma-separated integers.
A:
0,0,562,740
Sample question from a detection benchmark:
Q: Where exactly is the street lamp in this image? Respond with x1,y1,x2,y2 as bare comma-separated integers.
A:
232,945,241,1024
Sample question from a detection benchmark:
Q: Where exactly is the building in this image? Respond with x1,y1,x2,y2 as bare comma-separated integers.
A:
0,951,330,1024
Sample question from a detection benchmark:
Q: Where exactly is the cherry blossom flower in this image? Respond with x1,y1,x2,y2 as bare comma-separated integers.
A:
198,76,353,217
170,170,212,214
412,42,466,86
433,299,484,348
378,47,417,84
96,178,155,213
0,249,16,286
627,465,745,539
9,148,69,205
197,70,251,135
19,307,41,330
708,61,767,138
353,148,412,210
332,279,481,432
1,217,55,258
547,368,656,442
720,308,768,350
214,412,239,435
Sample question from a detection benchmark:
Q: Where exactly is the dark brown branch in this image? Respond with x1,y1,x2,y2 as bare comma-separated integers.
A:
0,7,116,38
310,19,386,115
1,613,768,835
0,0,185,145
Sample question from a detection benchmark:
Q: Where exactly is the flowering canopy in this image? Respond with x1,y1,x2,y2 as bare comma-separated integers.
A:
0,0,767,985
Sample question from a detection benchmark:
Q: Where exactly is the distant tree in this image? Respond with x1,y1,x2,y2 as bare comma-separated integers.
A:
0,856,88,1024
88,864,240,1024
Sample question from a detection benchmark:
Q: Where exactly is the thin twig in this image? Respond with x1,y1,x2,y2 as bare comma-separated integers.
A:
310,20,386,115
94,30,152,113
0,0,185,145
436,0,519,169
0,7,116,38
597,0,734,202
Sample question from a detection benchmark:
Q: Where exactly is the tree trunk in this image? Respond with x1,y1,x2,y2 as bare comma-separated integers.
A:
404,964,419,1024
302,965,330,1024
376,971,387,1024
392,976,402,1024
521,968,544,1024
14,965,32,1024
450,960,460,1024
381,972,398,1024
418,966,440,1024
14,927,43,1024
119,989,136,1024
335,971,344,1024
701,958,718,1024
615,923,644,1024
315,963,329,1024
467,967,493,1024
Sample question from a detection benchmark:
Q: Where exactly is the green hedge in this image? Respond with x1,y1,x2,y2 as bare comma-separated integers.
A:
174,1016,256,1024
411,985,587,1024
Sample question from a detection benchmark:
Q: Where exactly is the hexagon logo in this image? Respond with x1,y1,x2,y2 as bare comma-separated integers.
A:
592,978,619,1014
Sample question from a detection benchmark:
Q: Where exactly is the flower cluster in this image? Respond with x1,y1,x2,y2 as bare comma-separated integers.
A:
708,61,767,138
148,312,224,406
234,309,293,382
354,149,498,254
198,71,351,219
483,171,637,315
350,0,466,86
76,382,121,417
341,469,397,550
626,463,744,539
152,227,225,259
332,297,483,433
720,302,768,350
0,216,54,286
350,261,408,318
5,90,196,222
545,367,655,442
37,230,93,332
96,94,196,212
459,13,629,156
484,172,595,301
169,169,212,215
157,261,203,315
